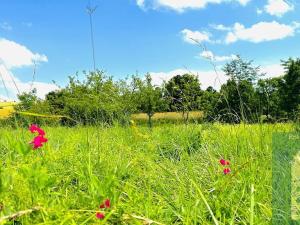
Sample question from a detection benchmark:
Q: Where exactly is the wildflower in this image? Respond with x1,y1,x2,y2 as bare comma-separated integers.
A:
223,168,231,175
96,212,105,219
219,159,230,165
29,124,45,136
30,135,48,149
100,199,111,209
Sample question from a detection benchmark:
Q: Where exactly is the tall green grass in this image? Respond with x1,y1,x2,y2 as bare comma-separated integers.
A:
0,124,293,224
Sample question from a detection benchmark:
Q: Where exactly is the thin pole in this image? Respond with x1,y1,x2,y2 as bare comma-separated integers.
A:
87,1,97,71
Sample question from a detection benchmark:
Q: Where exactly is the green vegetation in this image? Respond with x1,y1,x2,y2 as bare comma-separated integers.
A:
0,123,294,224
1,57,299,126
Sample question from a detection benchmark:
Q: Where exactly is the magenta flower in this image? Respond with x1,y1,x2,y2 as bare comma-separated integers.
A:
96,212,105,219
29,124,45,136
30,135,48,149
219,159,230,165
223,168,231,175
99,198,111,209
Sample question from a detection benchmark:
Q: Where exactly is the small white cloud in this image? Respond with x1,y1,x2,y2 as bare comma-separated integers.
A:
200,50,237,62
0,22,12,31
264,0,294,17
137,0,251,12
261,63,285,78
225,21,299,44
22,22,33,28
181,29,211,44
136,0,145,8
256,8,263,15
210,24,231,31
0,38,48,69
238,0,251,6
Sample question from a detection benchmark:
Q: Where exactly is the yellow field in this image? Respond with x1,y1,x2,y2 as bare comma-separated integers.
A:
0,102,16,119
131,111,203,121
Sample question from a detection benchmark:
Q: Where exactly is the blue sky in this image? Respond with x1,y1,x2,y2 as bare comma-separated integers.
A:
0,0,299,100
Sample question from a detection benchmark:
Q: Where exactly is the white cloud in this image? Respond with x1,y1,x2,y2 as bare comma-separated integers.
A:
150,63,284,90
264,0,294,17
225,21,299,44
0,38,48,69
0,22,12,31
210,24,231,31
0,38,57,100
256,8,263,15
0,65,58,100
181,29,211,44
200,50,237,62
261,63,285,78
137,0,251,12
150,68,227,90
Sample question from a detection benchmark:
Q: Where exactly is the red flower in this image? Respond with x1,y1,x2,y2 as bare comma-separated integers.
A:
223,168,231,175
30,135,48,149
219,159,230,166
104,199,111,208
100,199,111,209
96,212,105,219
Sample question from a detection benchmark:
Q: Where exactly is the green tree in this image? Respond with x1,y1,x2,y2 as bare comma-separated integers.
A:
137,74,164,128
165,74,202,122
281,58,300,119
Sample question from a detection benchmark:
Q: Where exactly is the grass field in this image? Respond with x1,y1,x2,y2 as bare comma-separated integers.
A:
0,123,297,224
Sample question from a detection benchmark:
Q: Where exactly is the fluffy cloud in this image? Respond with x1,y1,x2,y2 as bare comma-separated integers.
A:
137,0,251,12
181,29,211,44
225,21,299,44
136,0,145,8
0,38,58,100
264,0,294,17
200,50,237,62
0,38,47,69
150,63,284,90
150,68,227,90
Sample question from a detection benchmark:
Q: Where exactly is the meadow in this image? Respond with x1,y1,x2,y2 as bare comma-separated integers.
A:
0,123,296,224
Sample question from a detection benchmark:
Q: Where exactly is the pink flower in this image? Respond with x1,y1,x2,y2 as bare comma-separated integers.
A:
29,124,45,136
104,199,111,208
220,159,230,166
99,199,111,209
30,135,48,149
223,168,231,175
96,212,105,219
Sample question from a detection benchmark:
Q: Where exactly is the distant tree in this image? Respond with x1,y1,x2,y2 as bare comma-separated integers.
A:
137,73,164,128
165,74,202,122
223,55,264,82
215,56,264,123
200,86,220,121
281,58,300,119
256,77,284,121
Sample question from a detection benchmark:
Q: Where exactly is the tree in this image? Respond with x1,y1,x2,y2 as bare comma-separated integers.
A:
215,57,264,123
256,77,284,121
137,74,165,128
165,74,202,122
281,58,300,119
223,55,264,82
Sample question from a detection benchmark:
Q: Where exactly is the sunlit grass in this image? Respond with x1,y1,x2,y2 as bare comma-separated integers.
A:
0,123,294,224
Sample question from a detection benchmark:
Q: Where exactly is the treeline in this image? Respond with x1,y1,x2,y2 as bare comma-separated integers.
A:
8,56,300,126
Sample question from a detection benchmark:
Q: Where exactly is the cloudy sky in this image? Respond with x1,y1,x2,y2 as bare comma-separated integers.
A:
0,0,299,100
